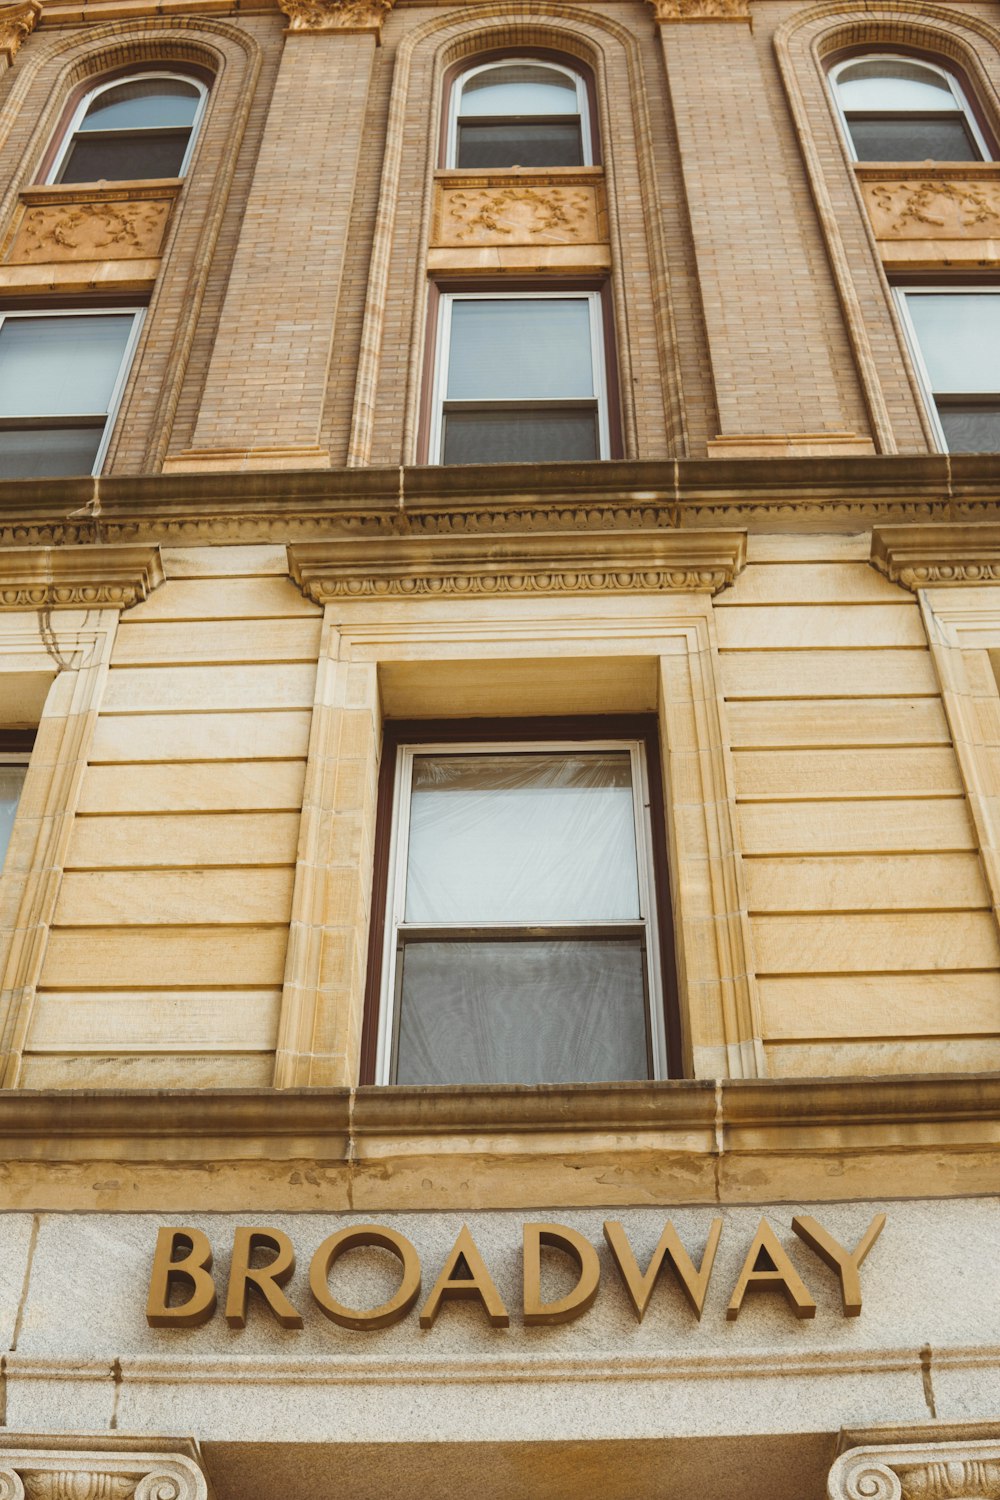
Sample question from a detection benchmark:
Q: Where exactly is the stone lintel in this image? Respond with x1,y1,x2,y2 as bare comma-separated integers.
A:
0,544,164,609
829,1440,1000,1500
871,524,1000,591
287,529,748,600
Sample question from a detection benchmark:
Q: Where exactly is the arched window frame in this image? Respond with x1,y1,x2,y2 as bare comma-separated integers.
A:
445,56,594,169
828,52,991,163
46,69,210,185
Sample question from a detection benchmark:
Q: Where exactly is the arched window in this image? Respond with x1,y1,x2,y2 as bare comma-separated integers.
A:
829,54,990,162
48,72,208,185
446,58,593,169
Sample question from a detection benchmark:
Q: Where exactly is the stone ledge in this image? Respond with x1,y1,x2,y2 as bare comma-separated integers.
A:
0,544,164,609
872,523,1000,590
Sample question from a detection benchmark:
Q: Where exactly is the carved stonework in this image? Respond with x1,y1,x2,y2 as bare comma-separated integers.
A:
434,182,602,248
0,1,40,65
649,0,750,22
871,524,1000,592
7,194,173,266
277,0,392,31
0,1457,204,1500
830,1444,1000,1500
288,530,747,602
862,176,1000,241
0,545,164,610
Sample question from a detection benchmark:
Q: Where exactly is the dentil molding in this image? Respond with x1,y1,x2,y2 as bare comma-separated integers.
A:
288,529,747,601
871,525,1000,591
829,1441,1000,1500
0,1451,207,1500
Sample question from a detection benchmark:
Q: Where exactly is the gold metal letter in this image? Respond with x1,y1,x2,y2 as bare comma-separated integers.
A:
523,1223,600,1326
309,1225,421,1330
792,1213,886,1318
604,1218,722,1321
146,1227,217,1328
225,1226,303,1330
419,1225,509,1329
726,1218,817,1321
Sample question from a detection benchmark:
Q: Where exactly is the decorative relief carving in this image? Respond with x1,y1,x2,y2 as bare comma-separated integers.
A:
871,524,1000,591
8,197,172,266
288,532,747,603
0,544,165,610
829,1443,1000,1500
649,0,750,21
0,1459,202,1500
863,177,1000,240
277,0,392,31
436,184,599,247
0,1,40,64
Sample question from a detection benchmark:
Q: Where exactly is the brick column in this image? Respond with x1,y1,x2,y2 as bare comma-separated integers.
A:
167,4,387,473
654,0,874,458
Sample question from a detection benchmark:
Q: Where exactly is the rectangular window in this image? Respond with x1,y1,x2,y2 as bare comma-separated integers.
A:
896,289,1000,453
0,730,34,871
430,291,611,464
0,309,144,479
364,720,675,1086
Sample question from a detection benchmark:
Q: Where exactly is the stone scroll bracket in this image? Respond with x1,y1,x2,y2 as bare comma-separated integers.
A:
0,1450,208,1500
0,1,40,67
829,1441,1000,1500
287,529,748,601
276,0,393,35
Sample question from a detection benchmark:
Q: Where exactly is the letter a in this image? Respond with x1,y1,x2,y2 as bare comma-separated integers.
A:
419,1225,509,1329
726,1218,816,1321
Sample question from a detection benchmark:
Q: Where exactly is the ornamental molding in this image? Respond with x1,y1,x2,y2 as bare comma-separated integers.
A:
0,1,39,65
648,0,750,22
829,1442,1000,1500
0,1453,206,1500
277,0,393,32
287,530,747,601
871,525,1000,592
0,544,164,609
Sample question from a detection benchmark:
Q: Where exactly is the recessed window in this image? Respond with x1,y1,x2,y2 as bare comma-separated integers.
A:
367,723,673,1087
49,72,208,184
830,55,990,162
430,291,611,464
0,731,34,872
0,309,144,478
896,289,1000,453
447,59,592,169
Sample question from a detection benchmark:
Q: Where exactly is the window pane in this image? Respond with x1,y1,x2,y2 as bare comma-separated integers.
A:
460,65,578,117
59,132,189,183
837,61,957,111
938,405,1000,453
0,765,25,869
405,751,640,923
0,427,104,478
394,939,649,1085
447,299,594,400
457,121,584,168
442,407,598,463
80,79,201,131
0,316,133,419
847,116,977,161
907,294,1000,392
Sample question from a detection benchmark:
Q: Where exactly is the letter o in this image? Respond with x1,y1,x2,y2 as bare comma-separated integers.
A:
309,1226,421,1330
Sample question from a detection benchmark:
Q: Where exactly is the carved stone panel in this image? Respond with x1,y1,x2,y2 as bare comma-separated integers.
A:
277,0,392,30
649,0,750,22
858,167,1000,268
0,1,40,64
5,187,177,266
433,174,606,251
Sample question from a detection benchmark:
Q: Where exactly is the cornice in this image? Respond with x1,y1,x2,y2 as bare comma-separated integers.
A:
287,529,747,600
871,523,1000,591
0,1074,998,1211
0,456,998,548
0,543,163,608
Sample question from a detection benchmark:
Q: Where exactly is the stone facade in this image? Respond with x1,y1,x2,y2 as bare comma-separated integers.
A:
0,0,996,1493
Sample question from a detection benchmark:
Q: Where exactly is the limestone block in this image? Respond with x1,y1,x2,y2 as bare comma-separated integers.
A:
89,711,313,764
66,813,301,869
744,854,988,912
